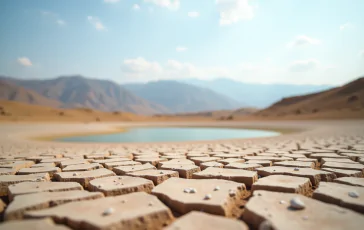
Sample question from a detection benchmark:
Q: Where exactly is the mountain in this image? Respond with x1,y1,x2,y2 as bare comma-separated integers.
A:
0,76,169,115
0,80,62,107
181,78,332,108
255,77,364,117
123,80,242,113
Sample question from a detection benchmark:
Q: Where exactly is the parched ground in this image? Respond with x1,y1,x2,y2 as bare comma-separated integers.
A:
0,120,364,230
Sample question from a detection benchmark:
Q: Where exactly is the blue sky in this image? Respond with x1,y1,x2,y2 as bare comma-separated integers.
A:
0,0,363,85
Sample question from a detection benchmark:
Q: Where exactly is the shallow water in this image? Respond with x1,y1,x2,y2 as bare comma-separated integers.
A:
57,127,280,143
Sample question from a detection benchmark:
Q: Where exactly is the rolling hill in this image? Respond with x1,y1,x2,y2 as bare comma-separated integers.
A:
123,80,242,113
0,80,62,107
0,76,169,115
0,100,145,122
253,77,364,118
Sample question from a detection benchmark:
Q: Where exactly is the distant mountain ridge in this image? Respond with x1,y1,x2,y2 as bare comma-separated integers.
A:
181,78,333,108
0,76,169,115
123,80,242,113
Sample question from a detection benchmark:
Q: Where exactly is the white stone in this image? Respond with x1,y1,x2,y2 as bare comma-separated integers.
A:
102,207,114,216
189,188,197,194
348,191,359,198
290,197,305,210
204,194,212,200
184,188,191,193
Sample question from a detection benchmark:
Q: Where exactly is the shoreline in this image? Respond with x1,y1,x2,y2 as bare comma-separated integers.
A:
27,123,304,144
30,127,129,142
3,120,362,147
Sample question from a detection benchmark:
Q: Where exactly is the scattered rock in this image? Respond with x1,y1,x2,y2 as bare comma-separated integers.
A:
290,197,306,210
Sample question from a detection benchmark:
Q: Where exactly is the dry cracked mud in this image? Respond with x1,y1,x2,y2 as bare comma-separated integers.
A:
0,121,364,229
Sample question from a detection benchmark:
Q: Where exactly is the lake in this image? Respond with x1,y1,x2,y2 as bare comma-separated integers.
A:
57,127,280,143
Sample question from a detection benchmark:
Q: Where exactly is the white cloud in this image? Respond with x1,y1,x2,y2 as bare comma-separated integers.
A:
188,11,200,17
104,0,120,3
17,57,33,67
359,50,364,59
40,10,66,26
286,35,320,48
121,57,163,80
41,10,56,16
216,0,255,26
289,59,319,72
56,20,66,26
133,4,141,10
176,46,187,52
144,0,180,10
241,62,262,71
87,16,106,31
324,65,336,72
121,57,229,82
340,23,353,31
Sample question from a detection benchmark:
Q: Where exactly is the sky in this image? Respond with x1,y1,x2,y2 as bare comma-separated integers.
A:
0,0,363,85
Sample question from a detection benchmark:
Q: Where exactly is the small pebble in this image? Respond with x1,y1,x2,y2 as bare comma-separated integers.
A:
148,202,153,206
73,173,78,176
214,186,220,191
160,171,164,174
229,190,236,197
184,188,191,193
102,207,114,216
189,188,197,193
204,194,212,200
279,200,286,204
302,216,309,220
348,191,359,198
259,220,273,230
294,168,300,171
98,184,103,188
290,197,305,210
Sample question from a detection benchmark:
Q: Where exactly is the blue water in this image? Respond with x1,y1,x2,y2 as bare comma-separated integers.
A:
58,127,280,143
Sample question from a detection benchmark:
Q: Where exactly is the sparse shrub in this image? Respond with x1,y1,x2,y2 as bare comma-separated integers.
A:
347,95,359,103
226,115,234,120
312,108,318,113
352,107,361,111
295,109,301,115
0,110,11,116
59,111,64,116
96,117,101,121
113,111,120,115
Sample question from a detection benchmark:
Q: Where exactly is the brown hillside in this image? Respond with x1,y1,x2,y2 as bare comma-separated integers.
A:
0,100,146,122
0,80,62,107
254,77,364,118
